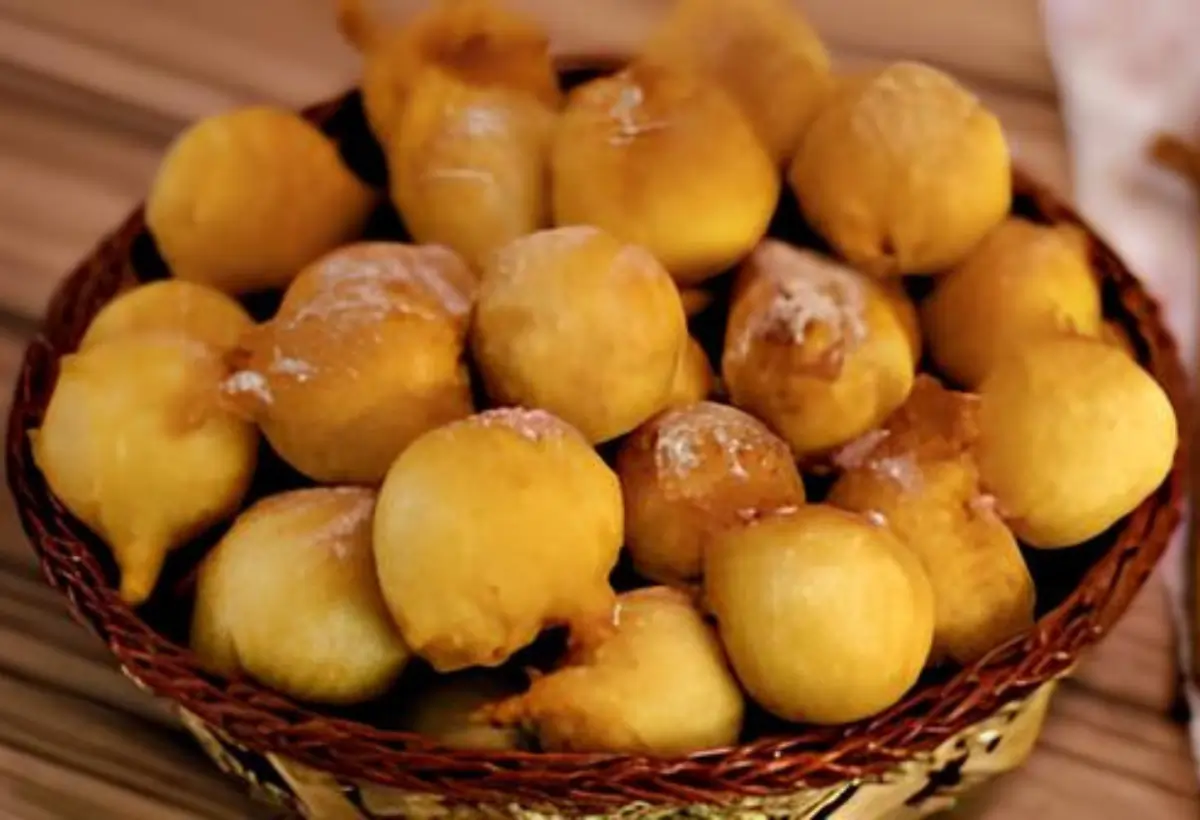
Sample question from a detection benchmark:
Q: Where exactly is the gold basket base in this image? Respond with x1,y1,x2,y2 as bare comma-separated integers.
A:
177,682,1058,820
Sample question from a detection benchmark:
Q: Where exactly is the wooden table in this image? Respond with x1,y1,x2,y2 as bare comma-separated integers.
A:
0,1,1196,817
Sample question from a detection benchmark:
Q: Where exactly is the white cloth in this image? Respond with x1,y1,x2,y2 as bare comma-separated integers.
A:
1042,0,1200,770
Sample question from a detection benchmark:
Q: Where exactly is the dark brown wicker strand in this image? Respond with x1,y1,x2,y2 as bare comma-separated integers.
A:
5,86,1188,813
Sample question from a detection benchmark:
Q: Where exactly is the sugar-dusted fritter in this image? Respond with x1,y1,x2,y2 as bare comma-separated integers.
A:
723,240,915,459
552,62,779,286
373,408,623,671
192,487,410,704
487,587,744,754
223,242,476,484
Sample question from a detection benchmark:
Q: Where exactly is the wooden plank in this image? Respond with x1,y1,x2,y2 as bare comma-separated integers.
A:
0,0,1056,110
803,0,1055,96
0,0,356,121
0,324,39,575
961,685,1199,818
0,675,268,819
0,80,160,319
1073,574,1180,713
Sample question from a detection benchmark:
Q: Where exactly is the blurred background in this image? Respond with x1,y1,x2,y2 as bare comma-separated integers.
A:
0,1,1195,818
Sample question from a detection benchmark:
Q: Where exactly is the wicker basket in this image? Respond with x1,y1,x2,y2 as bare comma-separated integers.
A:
5,61,1189,820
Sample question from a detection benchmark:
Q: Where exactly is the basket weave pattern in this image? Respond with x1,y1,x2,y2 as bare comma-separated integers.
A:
173,681,1058,819
4,86,1188,816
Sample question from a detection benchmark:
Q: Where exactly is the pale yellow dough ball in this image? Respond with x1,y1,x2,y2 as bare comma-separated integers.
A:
473,226,688,443
31,337,257,605
977,335,1177,548
665,337,716,408
706,505,934,724
552,62,779,286
147,106,377,294
922,218,1102,388
789,62,1011,277
389,67,554,270
343,0,560,147
373,408,624,672
80,280,254,354
641,0,833,164
191,487,410,705
487,587,744,755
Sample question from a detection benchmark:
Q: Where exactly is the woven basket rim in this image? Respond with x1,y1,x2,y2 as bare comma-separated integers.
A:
5,69,1189,810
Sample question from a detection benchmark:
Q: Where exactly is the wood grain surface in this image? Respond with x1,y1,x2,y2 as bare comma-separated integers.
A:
0,1,1194,817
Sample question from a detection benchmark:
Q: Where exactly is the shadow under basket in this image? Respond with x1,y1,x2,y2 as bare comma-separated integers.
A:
5,67,1189,820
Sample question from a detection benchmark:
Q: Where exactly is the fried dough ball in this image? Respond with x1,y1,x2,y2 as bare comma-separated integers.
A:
223,242,476,483
31,337,257,605
487,587,744,754
191,487,409,704
879,280,922,364
473,227,688,442
617,401,805,585
722,240,915,459
552,62,779,286
641,0,833,163
389,66,554,270
338,0,560,145
978,335,1177,548
393,670,528,751
146,107,376,295
828,377,1035,665
665,337,716,408
789,62,1011,277
921,218,1102,388
706,505,933,724
80,280,254,354
374,408,623,671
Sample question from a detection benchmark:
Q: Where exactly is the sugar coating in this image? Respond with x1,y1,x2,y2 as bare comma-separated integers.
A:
252,487,375,561
870,453,924,494
863,509,889,528
489,226,660,294
490,226,600,284
311,491,376,560
291,247,471,331
652,403,775,480
268,345,318,383
460,105,511,139
472,407,578,443
832,428,924,494
223,370,273,406
605,79,670,146
967,493,1000,519
849,62,981,165
655,423,701,474
736,242,869,362
832,429,890,470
